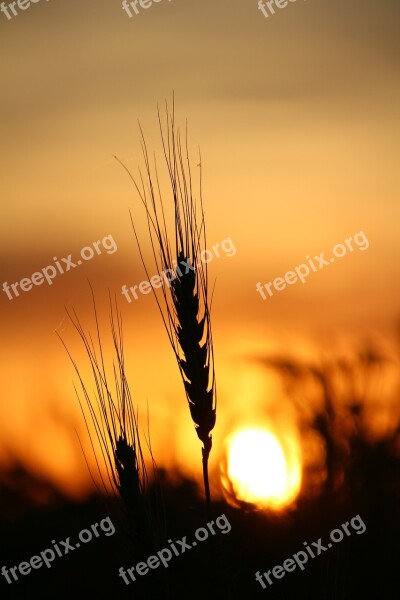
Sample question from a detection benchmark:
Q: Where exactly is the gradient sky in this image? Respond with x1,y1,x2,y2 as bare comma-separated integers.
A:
1,0,399,498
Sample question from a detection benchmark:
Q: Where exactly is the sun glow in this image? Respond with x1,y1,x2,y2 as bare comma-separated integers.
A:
223,428,302,509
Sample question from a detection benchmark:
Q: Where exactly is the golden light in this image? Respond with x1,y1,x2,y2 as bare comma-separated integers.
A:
221,428,302,510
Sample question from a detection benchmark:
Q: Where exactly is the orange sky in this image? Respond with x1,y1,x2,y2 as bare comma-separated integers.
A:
1,0,399,500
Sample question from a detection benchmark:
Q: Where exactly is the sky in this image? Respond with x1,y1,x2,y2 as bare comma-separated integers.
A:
0,0,399,499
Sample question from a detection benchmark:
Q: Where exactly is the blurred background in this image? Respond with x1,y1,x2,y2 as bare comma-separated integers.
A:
0,0,399,597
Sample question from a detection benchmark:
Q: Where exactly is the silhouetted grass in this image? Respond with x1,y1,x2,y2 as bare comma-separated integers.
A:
58,288,164,561
116,97,217,516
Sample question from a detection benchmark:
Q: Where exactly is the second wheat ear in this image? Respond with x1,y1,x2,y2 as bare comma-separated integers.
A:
116,100,217,516
58,288,164,558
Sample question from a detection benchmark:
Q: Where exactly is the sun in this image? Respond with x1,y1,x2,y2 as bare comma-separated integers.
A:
222,428,302,509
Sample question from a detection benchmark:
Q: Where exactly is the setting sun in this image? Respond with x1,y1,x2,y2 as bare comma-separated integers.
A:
223,428,302,509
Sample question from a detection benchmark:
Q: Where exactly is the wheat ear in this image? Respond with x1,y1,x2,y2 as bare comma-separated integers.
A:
58,288,160,553
116,99,217,514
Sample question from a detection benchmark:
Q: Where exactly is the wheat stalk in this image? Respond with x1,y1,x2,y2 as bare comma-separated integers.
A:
58,288,161,554
116,98,217,515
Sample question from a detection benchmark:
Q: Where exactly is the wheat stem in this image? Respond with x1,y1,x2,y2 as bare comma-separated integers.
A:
118,97,217,511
